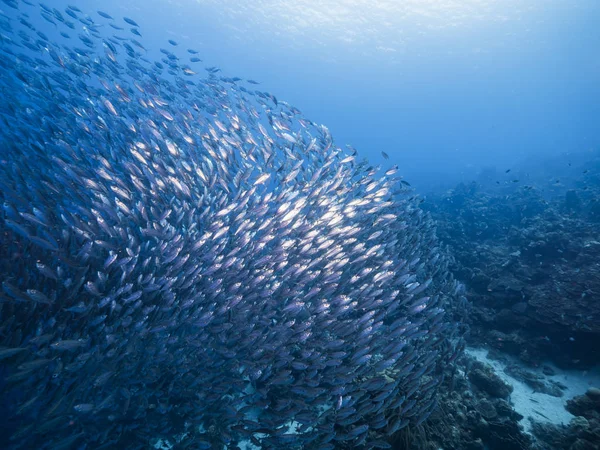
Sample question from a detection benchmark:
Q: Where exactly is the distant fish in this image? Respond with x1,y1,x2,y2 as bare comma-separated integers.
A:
123,17,139,27
97,10,113,20
247,79,260,84
168,39,178,46
382,151,389,160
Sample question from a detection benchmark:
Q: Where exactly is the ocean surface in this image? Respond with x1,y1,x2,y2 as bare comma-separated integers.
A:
0,1,599,449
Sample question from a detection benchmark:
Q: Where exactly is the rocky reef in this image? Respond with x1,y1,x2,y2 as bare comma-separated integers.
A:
393,351,600,450
398,155,600,450
424,157,600,369
531,388,600,450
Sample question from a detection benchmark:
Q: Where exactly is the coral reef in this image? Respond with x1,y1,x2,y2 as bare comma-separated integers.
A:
531,388,600,450
425,168,600,369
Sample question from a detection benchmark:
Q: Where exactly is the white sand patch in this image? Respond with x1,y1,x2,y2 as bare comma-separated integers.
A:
466,347,600,434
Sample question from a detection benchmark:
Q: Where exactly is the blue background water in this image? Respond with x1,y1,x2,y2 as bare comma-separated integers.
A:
36,0,600,190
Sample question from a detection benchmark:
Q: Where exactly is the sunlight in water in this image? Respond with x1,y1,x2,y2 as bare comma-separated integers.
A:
195,0,536,54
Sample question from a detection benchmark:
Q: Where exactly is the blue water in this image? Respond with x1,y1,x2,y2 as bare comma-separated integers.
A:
1,2,598,448
22,0,600,188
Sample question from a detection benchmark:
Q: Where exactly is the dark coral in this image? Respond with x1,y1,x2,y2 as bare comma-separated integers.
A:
420,356,534,450
468,361,513,398
425,163,600,369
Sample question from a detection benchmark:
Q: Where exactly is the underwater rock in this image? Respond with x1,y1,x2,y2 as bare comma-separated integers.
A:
475,398,498,420
570,438,599,450
586,388,600,400
530,421,574,449
542,365,556,376
495,399,524,421
421,354,543,450
488,330,528,354
469,364,514,398
486,418,532,450
566,388,600,421
540,388,600,450
531,416,600,450
504,365,565,397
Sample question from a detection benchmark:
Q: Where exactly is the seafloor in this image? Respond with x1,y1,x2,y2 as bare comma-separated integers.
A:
412,153,600,450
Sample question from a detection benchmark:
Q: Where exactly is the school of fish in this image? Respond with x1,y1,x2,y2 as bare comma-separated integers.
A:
0,1,468,449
